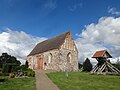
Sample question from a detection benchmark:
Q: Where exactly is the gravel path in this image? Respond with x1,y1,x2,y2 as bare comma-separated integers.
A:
35,70,60,90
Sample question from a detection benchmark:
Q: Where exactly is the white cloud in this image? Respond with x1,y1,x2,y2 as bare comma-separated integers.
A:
108,7,120,16
75,17,120,64
1,17,120,65
0,28,47,64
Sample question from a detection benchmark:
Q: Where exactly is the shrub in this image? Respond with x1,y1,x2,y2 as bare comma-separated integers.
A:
11,66,21,72
2,64,9,73
24,69,35,77
27,71,35,77
0,72,9,76
24,71,28,76
20,65,27,71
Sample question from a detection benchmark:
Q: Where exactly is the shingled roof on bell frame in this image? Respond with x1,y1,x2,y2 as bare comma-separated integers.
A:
92,50,112,58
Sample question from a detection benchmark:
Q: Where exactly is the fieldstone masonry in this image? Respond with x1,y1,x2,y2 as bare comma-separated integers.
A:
27,32,78,71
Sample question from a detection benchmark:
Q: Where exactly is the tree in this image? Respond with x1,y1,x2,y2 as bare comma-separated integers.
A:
83,58,92,72
112,58,120,70
25,60,28,68
112,63,120,70
0,53,21,73
113,64,120,70
78,63,83,69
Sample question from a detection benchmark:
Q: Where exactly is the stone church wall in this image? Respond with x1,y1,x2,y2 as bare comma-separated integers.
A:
43,49,61,71
59,48,78,71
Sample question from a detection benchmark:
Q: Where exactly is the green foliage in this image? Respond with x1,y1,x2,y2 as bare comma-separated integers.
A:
78,63,83,69
0,63,2,69
48,72,120,90
11,66,21,72
2,64,18,73
83,58,92,72
0,53,21,73
16,64,35,77
20,65,28,71
25,61,29,68
112,64,120,70
0,53,34,77
0,72,9,76
24,69,35,77
2,64,9,73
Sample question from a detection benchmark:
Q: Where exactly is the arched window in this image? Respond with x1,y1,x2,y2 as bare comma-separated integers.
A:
48,53,52,63
67,52,72,63
34,56,38,64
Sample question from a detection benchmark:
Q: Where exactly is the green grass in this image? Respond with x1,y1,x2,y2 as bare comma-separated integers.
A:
0,77,35,90
47,72,120,90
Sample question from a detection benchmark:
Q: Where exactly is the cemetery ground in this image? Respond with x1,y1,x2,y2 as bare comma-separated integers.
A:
0,53,36,90
0,76,35,90
0,71,120,90
47,72,120,90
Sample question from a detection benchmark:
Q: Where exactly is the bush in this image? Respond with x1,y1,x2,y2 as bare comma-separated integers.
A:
27,71,35,77
20,65,27,71
2,64,9,73
24,71,28,76
0,72,9,76
24,69,35,77
11,66,21,72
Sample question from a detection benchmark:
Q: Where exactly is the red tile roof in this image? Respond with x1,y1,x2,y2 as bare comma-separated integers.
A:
92,50,112,58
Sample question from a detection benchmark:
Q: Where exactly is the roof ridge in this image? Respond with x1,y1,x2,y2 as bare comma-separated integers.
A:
37,31,69,45
101,50,107,57
28,31,70,56
92,50,112,58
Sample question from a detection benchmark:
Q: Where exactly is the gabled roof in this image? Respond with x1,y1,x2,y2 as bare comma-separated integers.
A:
92,50,112,58
28,32,70,56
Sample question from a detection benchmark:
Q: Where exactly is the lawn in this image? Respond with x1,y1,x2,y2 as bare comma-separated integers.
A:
0,77,36,90
47,72,120,90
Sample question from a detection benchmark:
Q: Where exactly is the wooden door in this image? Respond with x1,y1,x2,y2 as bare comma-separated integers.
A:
38,55,43,69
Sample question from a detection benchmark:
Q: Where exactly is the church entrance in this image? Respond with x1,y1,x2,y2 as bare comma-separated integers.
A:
38,55,43,69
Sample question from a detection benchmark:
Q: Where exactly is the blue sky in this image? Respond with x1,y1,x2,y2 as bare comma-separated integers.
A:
0,0,119,39
0,0,120,64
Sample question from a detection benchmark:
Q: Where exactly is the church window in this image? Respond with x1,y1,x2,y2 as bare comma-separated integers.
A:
67,52,72,63
48,53,52,63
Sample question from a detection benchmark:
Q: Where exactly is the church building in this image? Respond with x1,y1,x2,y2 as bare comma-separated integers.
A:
27,32,78,71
